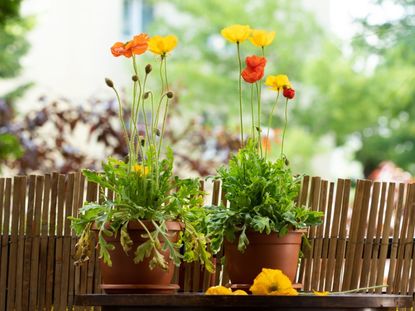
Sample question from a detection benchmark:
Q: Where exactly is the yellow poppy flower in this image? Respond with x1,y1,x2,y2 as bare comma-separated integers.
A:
132,164,149,176
233,289,248,295
265,74,292,91
250,29,275,47
148,35,178,56
313,290,329,296
221,24,251,44
205,286,233,295
250,268,298,296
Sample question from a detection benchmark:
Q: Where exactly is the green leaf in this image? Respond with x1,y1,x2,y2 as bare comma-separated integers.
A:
237,226,249,253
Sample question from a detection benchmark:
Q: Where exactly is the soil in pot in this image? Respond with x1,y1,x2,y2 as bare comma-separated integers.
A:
95,220,182,293
224,230,305,286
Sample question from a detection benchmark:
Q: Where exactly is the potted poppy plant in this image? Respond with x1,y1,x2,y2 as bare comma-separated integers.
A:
206,25,323,288
70,33,213,294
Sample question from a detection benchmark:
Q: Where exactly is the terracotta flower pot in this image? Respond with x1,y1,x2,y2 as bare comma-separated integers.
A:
224,229,305,286
95,220,182,293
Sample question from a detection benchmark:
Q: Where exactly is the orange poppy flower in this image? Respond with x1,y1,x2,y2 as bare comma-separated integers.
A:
125,33,149,55
111,42,132,58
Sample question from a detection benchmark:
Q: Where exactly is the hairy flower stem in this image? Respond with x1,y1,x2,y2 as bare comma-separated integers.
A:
112,87,131,163
281,98,289,159
250,84,255,139
237,42,244,148
255,82,262,157
266,91,280,160
132,56,144,162
155,56,166,138
158,57,170,158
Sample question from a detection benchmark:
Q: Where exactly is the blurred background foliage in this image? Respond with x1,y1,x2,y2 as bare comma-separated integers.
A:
0,0,32,169
1,0,414,179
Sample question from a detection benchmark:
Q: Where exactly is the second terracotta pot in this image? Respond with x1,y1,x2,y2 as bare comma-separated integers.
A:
224,230,305,285
96,220,182,293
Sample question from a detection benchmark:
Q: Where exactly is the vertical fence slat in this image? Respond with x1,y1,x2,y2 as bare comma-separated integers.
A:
303,176,321,291
211,180,224,287
68,172,81,307
22,175,36,310
15,176,28,309
359,181,381,289
6,176,19,309
368,182,387,292
324,178,344,291
387,183,405,293
54,174,67,309
38,173,51,309
375,182,396,293
343,180,365,290
74,174,86,311
0,178,11,310
0,179,3,271
393,183,411,293
333,179,351,292
60,173,75,308
29,175,44,307
399,184,415,294
408,196,415,294
311,180,327,291
350,180,372,290
319,181,334,290
86,181,98,294
297,175,310,285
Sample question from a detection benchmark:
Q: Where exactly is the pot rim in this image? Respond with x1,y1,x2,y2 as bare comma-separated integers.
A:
91,220,184,232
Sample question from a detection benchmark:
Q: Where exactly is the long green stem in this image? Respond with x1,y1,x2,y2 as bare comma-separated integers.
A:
141,75,152,159
281,98,289,159
255,82,262,157
164,56,169,91
132,56,143,162
158,57,170,158
112,87,131,162
154,56,166,137
250,84,254,139
236,42,244,148
307,285,387,296
266,92,280,159
159,56,165,96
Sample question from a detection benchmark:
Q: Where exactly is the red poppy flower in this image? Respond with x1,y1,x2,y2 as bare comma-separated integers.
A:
246,55,266,69
241,55,266,84
283,88,295,99
242,68,264,83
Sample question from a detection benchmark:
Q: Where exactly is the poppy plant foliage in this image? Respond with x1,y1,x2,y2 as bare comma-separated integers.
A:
205,25,323,255
71,32,214,272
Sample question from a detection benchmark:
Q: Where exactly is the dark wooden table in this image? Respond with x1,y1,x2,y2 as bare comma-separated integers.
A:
75,293,412,310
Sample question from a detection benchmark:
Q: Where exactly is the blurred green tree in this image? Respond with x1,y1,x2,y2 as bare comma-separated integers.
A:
0,0,32,168
149,0,327,174
300,0,415,176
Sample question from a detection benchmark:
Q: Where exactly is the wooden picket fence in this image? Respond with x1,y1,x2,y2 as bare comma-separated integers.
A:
0,172,414,310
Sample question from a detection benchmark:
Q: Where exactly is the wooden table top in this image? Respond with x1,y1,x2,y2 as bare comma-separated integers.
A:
75,293,412,311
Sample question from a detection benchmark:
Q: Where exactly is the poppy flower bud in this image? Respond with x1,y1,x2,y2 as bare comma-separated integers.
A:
139,136,145,146
283,88,295,99
145,64,152,74
105,78,114,88
143,91,150,99
154,128,161,136
255,126,261,133
132,75,138,82
166,91,174,99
